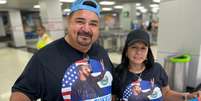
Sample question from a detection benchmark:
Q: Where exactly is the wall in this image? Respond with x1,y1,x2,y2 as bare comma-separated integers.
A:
158,0,201,87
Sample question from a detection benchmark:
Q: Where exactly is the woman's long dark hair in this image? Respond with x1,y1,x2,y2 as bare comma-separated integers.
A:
115,40,155,95
120,42,154,70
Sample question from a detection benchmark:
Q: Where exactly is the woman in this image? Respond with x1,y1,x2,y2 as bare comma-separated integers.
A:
112,30,200,101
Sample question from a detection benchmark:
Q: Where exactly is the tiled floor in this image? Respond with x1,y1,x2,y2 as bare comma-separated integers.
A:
0,47,33,101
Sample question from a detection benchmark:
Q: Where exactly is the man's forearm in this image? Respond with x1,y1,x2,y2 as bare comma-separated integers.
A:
10,92,31,101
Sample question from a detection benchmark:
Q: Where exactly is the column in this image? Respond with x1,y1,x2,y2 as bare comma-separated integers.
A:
120,3,136,31
9,9,26,47
142,0,153,22
0,15,6,37
39,0,64,40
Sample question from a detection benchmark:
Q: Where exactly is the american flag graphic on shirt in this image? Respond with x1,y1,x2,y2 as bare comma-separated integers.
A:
123,83,135,100
61,59,113,101
61,64,78,101
61,59,94,101
123,80,163,101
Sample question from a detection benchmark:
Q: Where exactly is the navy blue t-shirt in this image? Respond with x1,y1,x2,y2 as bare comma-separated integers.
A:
112,63,168,101
12,38,113,101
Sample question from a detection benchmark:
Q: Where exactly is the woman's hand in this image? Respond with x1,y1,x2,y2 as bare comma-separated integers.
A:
185,90,201,100
162,85,201,101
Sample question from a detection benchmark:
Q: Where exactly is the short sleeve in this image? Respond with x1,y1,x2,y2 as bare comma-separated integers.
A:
112,65,122,96
12,54,44,100
112,71,119,95
158,63,169,87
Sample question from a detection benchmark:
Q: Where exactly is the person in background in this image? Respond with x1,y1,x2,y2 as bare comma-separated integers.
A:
10,0,113,101
36,25,52,49
147,20,158,44
112,29,201,101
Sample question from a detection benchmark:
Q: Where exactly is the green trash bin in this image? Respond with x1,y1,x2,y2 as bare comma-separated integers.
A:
168,54,191,92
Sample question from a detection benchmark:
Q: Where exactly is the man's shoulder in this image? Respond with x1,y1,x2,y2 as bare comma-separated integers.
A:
91,43,107,53
36,38,65,57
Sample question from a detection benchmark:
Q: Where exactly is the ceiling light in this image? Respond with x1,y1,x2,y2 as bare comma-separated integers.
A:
33,5,40,9
114,5,123,9
150,4,159,8
136,3,141,6
136,6,144,10
0,0,7,4
153,0,160,3
99,1,115,5
102,7,113,11
60,0,75,3
140,8,147,13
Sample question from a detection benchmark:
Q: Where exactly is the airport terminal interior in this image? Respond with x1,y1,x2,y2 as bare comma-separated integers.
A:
0,0,201,100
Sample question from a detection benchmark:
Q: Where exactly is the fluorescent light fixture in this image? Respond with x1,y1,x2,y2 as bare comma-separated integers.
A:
150,4,159,8
140,8,147,13
102,7,113,11
33,5,40,8
114,5,123,9
153,0,160,3
99,1,115,5
136,6,144,10
0,0,7,4
136,3,141,6
63,9,71,12
60,0,75,3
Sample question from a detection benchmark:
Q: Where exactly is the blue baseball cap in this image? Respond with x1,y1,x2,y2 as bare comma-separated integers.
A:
70,0,101,17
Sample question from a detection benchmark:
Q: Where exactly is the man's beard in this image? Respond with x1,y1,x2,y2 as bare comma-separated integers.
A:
77,30,93,46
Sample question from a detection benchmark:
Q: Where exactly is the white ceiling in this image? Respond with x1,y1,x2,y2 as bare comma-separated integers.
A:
0,0,38,10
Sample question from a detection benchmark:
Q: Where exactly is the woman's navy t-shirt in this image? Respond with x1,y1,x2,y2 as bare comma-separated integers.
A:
113,63,168,101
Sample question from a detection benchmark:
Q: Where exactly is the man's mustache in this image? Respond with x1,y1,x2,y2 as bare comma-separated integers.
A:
78,31,92,38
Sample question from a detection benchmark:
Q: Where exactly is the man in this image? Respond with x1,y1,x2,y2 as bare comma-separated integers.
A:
36,25,52,49
10,0,113,101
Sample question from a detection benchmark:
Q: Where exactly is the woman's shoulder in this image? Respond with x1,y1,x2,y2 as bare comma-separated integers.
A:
153,62,162,67
151,62,164,71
